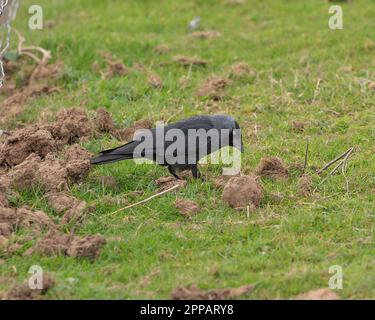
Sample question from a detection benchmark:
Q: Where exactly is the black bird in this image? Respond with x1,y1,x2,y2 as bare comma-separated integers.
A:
90,115,243,179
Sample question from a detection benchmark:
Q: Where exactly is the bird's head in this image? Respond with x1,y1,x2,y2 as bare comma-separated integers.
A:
213,115,244,153
230,119,244,153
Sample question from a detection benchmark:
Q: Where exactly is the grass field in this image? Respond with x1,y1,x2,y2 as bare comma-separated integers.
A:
0,0,374,299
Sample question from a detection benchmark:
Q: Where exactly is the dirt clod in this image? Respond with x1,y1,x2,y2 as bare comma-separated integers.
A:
17,207,55,235
196,76,230,100
155,44,171,54
175,199,200,218
64,144,92,163
67,235,106,260
172,283,254,300
35,154,68,192
103,57,128,78
148,73,163,89
191,31,222,39
8,153,42,189
113,119,153,142
212,175,230,189
0,127,56,167
63,144,92,182
229,62,256,79
49,108,93,145
257,157,289,180
298,174,313,196
0,222,12,237
0,205,55,238
292,121,306,132
0,207,18,229
0,191,9,207
222,175,263,210
296,288,340,300
155,176,187,192
28,229,73,256
95,108,115,133
6,274,55,300
47,192,87,225
173,55,208,67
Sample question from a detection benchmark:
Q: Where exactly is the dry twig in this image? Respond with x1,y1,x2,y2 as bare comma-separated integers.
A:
107,184,181,216
314,147,354,192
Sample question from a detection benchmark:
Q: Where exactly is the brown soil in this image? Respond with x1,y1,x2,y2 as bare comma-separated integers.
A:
154,176,187,192
0,105,113,261
256,157,289,180
0,127,56,167
0,222,12,237
0,61,63,126
2,84,61,107
190,31,222,39
298,174,313,196
67,235,107,260
17,207,55,235
0,170,11,190
173,55,208,67
296,288,340,300
0,190,9,207
64,143,92,163
222,175,263,210
103,55,128,78
113,119,152,142
148,73,163,89
6,274,55,300
35,154,68,192
26,229,106,260
0,205,55,238
196,76,230,100
8,153,69,192
0,108,92,169
0,207,19,231
25,229,72,256
48,108,93,145
47,192,87,225
8,153,42,189
292,120,306,132
155,44,171,54
212,175,230,189
47,193,84,214
172,283,254,300
175,199,200,218
95,108,115,133
63,144,92,182
229,62,256,79
32,61,64,81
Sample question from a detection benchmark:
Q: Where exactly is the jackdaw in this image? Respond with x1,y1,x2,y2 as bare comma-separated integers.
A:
90,115,243,179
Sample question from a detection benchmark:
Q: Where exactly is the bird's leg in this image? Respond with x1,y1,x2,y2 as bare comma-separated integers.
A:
168,165,181,180
191,165,201,179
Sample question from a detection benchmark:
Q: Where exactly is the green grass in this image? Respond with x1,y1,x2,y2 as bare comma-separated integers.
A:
1,0,374,299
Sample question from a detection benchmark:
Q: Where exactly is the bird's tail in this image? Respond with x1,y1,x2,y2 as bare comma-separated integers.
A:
90,153,133,165
90,143,135,165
